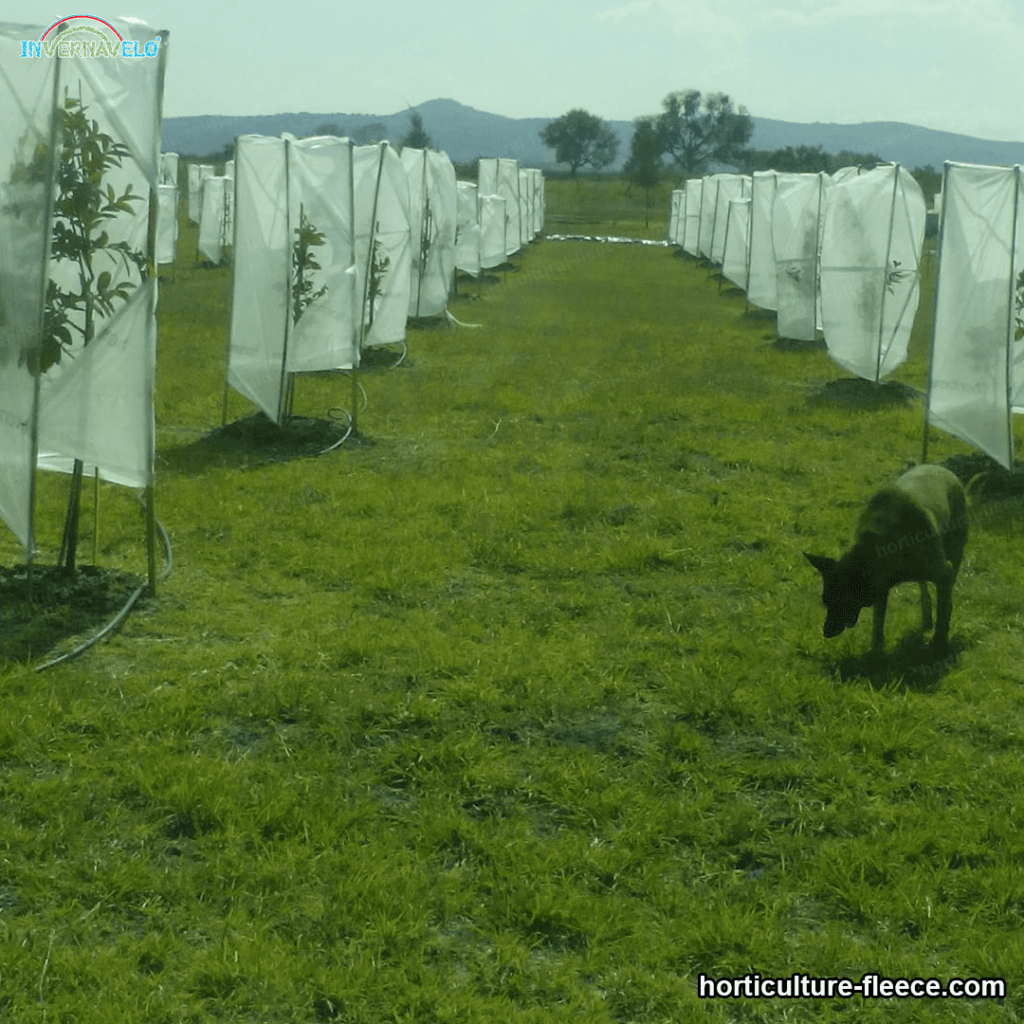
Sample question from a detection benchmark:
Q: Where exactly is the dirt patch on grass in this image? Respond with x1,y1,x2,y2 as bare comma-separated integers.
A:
160,413,361,473
807,377,920,408
0,563,145,665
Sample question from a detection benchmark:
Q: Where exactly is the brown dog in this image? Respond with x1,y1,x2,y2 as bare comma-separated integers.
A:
805,465,969,653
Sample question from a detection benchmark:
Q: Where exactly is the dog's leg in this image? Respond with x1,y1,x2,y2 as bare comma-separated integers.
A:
919,583,933,632
872,591,888,652
933,577,953,654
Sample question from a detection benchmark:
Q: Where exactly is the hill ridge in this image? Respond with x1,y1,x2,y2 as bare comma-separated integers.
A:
162,96,1024,171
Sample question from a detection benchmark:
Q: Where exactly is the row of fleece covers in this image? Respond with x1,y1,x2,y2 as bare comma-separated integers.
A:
672,166,926,382
228,138,459,424
926,162,1024,470
673,162,1024,469
0,19,167,554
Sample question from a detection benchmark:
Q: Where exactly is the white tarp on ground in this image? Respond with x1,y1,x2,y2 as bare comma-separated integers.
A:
819,164,926,381
455,181,481,277
402,147,457,317
353,141,411,349
228,134,358,423
479,194,507,270
156,184,178,265
33,18,167,494
682,179,703,256
0,25,53,549
197,174,232,264
772,172,831,341
722,198,751,290
747,171,779,311
927,162,1024,470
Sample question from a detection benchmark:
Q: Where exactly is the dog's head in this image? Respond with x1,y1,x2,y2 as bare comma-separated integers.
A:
804,552,865,638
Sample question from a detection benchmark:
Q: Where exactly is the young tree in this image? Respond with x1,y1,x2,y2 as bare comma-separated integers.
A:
539,109,619,177
655,90,753,180
6,91,148,573
401,113,432,150
623,117,661,226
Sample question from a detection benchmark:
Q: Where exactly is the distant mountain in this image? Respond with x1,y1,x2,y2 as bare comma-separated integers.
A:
162,97,1024,172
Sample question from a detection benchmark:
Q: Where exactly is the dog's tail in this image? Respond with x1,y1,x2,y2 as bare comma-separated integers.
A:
964,472,990,529
966,471,989,507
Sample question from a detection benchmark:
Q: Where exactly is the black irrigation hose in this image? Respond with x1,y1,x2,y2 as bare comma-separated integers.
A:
33,513,173,674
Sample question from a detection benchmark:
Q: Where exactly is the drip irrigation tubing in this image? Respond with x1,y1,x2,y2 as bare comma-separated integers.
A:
34,509,173,674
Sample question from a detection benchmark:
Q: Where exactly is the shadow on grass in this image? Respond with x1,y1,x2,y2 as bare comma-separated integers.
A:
807,377,920,409
160,413,362,475
942,452,1024,499
832,633,966,691
774,336,827,353
0,563,144,665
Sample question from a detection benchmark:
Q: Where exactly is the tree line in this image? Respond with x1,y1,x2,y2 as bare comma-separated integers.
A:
539,90,942,204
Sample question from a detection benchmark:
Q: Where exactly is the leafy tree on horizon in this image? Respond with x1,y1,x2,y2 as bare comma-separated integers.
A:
539,109,619,177
401,113,432,150
623,117,662,226
655,89,753,180
350,122,388,146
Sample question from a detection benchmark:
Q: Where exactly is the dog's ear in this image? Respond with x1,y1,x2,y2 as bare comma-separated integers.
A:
804,552,837,577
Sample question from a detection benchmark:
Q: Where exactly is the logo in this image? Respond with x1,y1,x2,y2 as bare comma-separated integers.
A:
21,16,159,59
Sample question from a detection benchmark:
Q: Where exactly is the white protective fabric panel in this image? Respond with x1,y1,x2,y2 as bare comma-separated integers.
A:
160,151,178,186
711,175,750,264
927,163,1024,469
0,25,54,548
773,172,831,341
819,164,926,381
228,134,359,422
227,135,290,421
285,135,358,374
747,172,778,311
187,163,200,222
353,142,412,348
519,169,534,245
38,278,157,487
197,175,231,264
498,158,521,256
697,175,720,260
36,17,166,491
668,189,684,244
403,148,457,317
455,181,481,277
722,199,751,290
156,184,178,265
479,194,507,270
682,179,702,256
187,163,213,223
478,158,498,198
530,169,544,235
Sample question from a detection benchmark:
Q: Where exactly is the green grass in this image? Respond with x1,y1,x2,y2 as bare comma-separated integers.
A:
1,180,1024,1022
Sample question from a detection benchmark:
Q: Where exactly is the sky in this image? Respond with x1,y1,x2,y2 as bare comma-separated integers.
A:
7,0,1024,142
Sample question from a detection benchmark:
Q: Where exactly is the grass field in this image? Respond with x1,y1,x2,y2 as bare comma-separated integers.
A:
1,176,1024,1022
